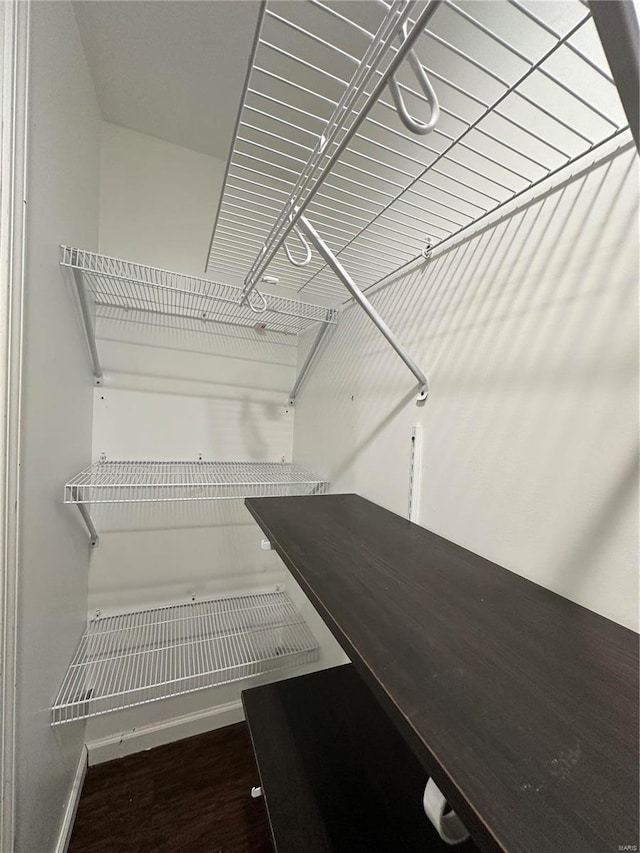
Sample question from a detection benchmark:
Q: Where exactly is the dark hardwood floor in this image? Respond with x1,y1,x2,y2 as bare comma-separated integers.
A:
69,723,273,853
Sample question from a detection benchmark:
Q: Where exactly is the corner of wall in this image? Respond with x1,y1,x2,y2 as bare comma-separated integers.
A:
15,2,101,850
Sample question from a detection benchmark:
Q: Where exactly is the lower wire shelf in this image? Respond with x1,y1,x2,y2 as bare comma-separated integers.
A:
51,590,319,725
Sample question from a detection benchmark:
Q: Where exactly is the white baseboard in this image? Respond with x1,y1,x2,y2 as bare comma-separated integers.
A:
86,700,245,766
54,746,87,853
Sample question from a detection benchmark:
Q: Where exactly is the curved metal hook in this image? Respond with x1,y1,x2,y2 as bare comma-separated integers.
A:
283,225,312,268
247,289,269,313
389,24,440,135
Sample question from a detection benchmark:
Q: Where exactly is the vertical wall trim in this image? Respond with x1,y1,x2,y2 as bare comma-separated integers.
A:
408,425,423,523
0,2,30,851
53,747,87,853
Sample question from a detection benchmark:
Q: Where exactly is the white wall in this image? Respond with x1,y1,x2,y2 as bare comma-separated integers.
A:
16,3,100,850
294,139,639,631
99,121,225,275
87,318,297,613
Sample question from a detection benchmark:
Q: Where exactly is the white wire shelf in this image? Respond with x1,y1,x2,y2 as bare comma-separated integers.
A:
207,0,629,304
65,461,329,505
61,246,337,335
52,591,319,724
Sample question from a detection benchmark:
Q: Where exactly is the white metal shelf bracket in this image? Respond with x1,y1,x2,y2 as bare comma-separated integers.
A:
71,487,99,548
288,320,331,405
298,215,428,401
69,251,103,386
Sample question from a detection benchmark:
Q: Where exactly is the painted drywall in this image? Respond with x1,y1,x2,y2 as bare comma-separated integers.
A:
74,1,262,159
87,320,298,613
294,138,639,631
99,121,225,275
15,3,100,851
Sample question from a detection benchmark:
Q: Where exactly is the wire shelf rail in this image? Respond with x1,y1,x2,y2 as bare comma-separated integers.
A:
61,246,337,335
61,246,337,400
206,0,629,304
52,591,319,724
65,461,329,547
65,461,329,505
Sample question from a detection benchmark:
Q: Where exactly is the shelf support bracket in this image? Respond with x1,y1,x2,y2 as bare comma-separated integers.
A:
71,487,98,547
297,215,428,401
288,321,331,406
590,1,639,153
70,262,103,385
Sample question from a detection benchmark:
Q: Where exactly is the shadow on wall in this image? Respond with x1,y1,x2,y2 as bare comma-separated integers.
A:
554,442,638,597
89,498,258,531
238,395,287,461
85,508,285,610
94,307,296,365
294,142,639,627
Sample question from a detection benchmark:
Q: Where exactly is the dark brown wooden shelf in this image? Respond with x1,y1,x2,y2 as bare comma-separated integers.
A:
242,664,479,852
245,493,639,853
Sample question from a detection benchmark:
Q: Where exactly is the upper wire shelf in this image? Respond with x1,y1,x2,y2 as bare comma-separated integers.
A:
65,461,329,505
52,590,319,724
207,0,630,304
61,246,337,403
61,247,337,335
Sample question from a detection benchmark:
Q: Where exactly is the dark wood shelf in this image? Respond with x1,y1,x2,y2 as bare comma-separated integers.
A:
245,493,639,853
242,664,479,852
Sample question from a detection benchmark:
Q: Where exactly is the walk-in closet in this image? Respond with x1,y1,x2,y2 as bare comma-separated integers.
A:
1,0,638,851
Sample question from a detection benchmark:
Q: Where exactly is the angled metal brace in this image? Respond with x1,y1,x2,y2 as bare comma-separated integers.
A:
590,1,639,152
297,215,428,401
288,320,331,405
70,256,103,385
71,487,99,547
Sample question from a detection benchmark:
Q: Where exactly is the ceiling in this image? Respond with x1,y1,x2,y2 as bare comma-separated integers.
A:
74,1,262,159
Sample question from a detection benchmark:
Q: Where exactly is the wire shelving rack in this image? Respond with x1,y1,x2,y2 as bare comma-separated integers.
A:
65,461,329,546
52,590,319,724
60,246,338,401
206,0,633,397
66,461,329,504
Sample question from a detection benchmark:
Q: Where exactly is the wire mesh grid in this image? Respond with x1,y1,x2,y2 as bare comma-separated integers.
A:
52,591,319,724
60,247,337,335
206,0,629,303
65,461,329,504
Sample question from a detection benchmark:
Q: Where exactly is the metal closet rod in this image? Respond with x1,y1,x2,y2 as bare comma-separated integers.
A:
261,3,611,180
294,10,595,299
250,18,570,165
241,0,442,300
